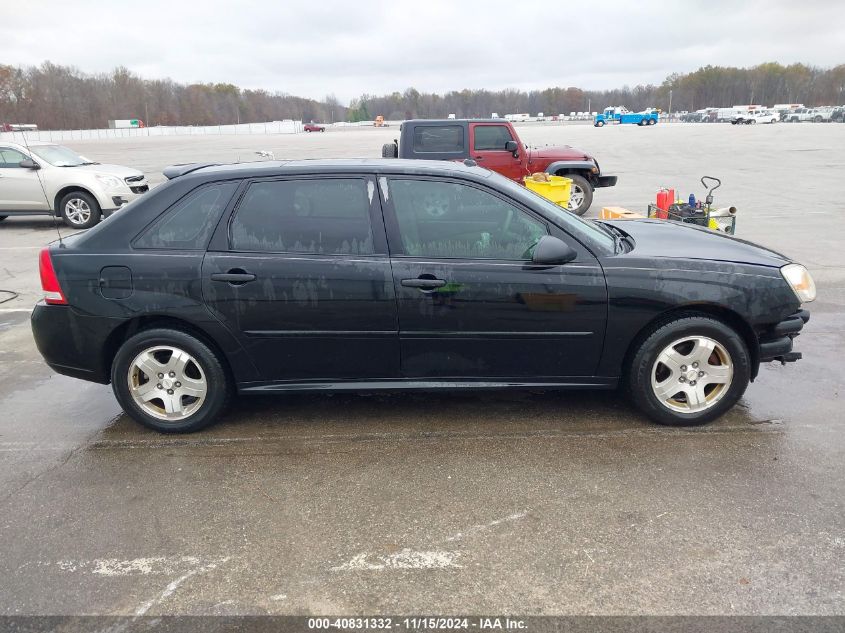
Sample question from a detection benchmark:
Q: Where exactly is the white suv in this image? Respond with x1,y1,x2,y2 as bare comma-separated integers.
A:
0,140,148,228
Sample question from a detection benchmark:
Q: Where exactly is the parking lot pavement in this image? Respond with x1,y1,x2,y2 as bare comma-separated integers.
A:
0,124,843,615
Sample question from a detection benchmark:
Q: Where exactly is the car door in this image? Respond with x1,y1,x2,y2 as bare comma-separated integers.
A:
202,174,400,384
469,123,527,181
379,176,607,380
0,147,50,211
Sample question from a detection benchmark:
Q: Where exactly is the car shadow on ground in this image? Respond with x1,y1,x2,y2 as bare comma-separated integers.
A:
96,388,766,442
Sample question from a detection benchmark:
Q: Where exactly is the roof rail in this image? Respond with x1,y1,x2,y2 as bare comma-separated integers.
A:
162,163,219,180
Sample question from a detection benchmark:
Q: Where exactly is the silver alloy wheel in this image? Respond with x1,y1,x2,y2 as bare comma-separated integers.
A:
127,345,207,421
567,184,585,211
650,335,733,413
64,198,92,226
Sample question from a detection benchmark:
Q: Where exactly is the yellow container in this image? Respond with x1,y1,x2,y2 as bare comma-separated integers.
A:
523,174,572,207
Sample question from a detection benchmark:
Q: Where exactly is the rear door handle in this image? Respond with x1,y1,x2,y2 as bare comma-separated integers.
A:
211,270,256,285
401,278,446,289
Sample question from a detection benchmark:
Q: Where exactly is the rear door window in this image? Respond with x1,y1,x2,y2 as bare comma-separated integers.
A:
412,125,464,153
230,178,374,255
135,181,237,249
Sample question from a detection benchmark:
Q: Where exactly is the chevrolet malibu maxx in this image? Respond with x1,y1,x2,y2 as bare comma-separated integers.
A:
31,159,814,433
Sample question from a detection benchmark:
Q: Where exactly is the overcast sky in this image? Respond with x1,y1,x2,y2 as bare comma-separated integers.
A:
3,0,843,104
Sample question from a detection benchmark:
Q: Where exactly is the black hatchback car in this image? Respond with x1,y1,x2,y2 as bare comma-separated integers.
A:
31,159,814,433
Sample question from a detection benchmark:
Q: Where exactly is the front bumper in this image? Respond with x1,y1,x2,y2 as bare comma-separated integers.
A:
758,309,810,364
595,175,618,188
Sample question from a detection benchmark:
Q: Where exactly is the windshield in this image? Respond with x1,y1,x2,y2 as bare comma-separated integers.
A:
29,144,92,167
489,173,616,253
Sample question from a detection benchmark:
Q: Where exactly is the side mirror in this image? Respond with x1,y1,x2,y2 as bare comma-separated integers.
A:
531,235,577,265
19,159,40,170
504,140,519,156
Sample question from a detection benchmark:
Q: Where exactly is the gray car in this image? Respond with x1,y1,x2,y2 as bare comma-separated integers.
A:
0,140,148,228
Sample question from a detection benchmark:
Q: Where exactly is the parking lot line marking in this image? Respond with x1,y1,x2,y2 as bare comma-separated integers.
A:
331,550,461,571
0,246,42,250
0,308,32,313
445,511,528,542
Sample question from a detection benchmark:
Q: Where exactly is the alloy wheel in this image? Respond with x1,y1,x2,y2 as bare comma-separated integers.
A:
650,336,733,413
567,185,585,212
127,345,207,421
64,198,92,226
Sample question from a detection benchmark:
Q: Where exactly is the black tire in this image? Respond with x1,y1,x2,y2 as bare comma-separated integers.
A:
627,315,751,426
320,128,325,132
381,142,398,158
814,116,823,123
59,190,101,229
637,120,645,126
560,173,593,216
111,328,231,433
595,120,605,127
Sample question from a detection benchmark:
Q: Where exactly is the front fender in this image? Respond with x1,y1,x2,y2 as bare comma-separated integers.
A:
545,160,597,175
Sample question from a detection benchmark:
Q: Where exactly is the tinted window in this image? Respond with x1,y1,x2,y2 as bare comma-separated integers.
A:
412,125,464,153
473,125,514,151
390,179,547,259
231,178,374,255
0,147,28,168
135,182,237,249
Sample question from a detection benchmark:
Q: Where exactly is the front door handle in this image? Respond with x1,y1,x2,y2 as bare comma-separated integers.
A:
401,278,446,289
211,269,256,285
473,156,484,160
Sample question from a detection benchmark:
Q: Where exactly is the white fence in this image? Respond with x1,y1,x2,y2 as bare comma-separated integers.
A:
0,120,303,143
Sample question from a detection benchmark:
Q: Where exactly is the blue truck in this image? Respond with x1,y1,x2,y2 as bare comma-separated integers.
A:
594,106,659,127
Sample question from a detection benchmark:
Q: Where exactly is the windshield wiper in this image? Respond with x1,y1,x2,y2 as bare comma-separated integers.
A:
596,221,627,253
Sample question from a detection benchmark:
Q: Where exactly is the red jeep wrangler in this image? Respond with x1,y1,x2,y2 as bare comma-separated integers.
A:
382,119,617,215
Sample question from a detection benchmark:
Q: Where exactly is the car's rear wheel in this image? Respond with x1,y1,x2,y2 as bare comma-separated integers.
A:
562,173,593,216
60,191,101,229
627,315,750,426
595,120,605,127
111,328,231,433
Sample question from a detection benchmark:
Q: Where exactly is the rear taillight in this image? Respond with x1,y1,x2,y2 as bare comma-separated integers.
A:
39,247,67,305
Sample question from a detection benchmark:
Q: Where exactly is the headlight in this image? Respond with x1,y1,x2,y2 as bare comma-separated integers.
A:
95,174,123,189
781,263,816,303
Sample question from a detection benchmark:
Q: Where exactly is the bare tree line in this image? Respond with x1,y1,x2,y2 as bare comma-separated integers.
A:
1,61,843,130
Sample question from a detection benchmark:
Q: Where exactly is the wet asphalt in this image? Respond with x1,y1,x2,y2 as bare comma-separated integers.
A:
0,123,843,615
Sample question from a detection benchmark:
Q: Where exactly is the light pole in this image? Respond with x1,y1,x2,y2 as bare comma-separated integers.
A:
668,89,673,122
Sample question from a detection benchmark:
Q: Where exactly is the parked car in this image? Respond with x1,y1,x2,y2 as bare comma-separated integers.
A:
785,108,831,123
381,119,617,215
730,111,779,125
304,123,326,132
831,107,845,123
31,159,814,433
679,112,705,123
0,140,148,228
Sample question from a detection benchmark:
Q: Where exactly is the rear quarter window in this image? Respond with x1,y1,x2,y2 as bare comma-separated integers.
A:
412,125,464,153
134,181,237,250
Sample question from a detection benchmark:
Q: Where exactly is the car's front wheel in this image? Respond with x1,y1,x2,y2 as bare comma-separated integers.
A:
111,328,231,433
562,174,593,216
628,315,750,426
60,191,101,229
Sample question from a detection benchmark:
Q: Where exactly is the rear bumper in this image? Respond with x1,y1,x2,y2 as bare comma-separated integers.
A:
758,309,810,364
30,302,113,384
